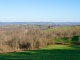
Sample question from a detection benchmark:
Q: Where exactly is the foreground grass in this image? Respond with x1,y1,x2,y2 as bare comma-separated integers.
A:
0,45,80,60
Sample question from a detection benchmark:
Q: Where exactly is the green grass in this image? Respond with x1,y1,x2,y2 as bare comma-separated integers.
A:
54,38,69,43
0,45,80,60
43,26,80,33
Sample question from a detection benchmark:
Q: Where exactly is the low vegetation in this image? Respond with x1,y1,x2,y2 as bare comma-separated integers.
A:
0,25,80,53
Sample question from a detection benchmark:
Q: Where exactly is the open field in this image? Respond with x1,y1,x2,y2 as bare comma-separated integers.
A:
0,0,80,59
0,24,80,60
0,45,80,60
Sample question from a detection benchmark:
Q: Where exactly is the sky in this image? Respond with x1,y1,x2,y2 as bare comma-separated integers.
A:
0,0,80,22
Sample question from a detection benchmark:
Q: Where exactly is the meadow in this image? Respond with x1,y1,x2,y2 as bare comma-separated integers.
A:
0,45,80,60
0,25,80,60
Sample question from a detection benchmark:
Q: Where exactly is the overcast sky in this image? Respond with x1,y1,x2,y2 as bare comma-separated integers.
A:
0,0,80,22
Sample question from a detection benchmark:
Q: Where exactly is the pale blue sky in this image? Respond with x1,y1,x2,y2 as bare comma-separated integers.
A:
0,0,80,22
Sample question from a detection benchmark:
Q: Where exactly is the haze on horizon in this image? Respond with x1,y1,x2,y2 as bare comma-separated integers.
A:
0,0,80,22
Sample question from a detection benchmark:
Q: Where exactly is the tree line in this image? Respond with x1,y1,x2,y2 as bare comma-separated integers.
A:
0,26,80,53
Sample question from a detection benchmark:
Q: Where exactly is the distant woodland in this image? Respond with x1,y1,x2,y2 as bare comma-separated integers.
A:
0,25,80,53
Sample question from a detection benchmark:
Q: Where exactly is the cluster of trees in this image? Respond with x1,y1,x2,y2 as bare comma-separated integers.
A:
0,26,80,52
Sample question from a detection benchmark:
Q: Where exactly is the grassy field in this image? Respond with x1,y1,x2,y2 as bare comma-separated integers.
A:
0,45,80,60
